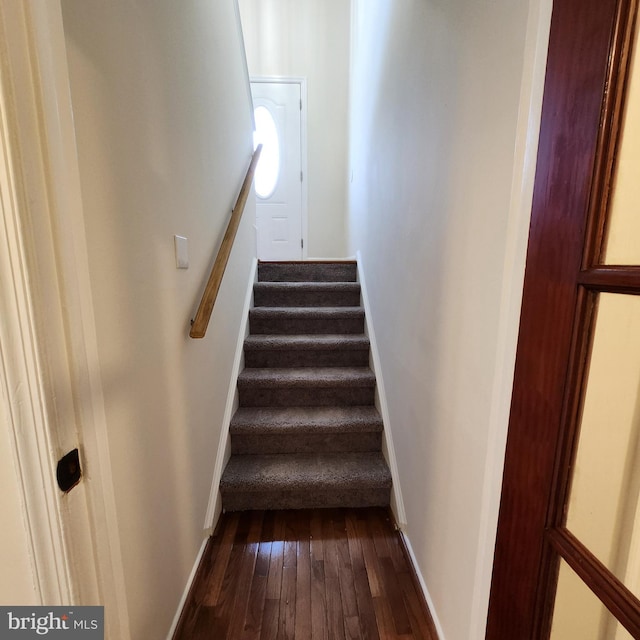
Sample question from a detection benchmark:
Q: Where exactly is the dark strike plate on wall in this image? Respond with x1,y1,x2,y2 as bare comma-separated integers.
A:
56,448,82,492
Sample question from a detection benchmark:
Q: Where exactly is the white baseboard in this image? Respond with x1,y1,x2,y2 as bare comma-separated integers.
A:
165,537,208,639
400,530,446,640
356,251,407,526
203,257,258,530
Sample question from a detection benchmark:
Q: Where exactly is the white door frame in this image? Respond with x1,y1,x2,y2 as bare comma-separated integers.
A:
0,2,129,636
250,76,308,259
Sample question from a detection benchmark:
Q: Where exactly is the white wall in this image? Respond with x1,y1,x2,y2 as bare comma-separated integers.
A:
239,0,350,258
348,1,550,638
0,50,38,604
60,1,255,637
0,407,37,604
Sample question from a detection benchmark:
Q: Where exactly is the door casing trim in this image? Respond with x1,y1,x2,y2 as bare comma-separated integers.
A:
0,1,130,635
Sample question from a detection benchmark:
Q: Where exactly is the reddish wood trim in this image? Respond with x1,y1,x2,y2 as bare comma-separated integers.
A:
579,266,640,292
545,288,598,531
548,528,640,637
531,286,599,638
485,0,622,637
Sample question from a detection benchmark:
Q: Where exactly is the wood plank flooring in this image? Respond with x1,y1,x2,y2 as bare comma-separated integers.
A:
173,508,439,640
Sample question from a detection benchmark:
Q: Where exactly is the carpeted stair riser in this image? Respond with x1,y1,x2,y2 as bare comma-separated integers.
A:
254,282,361,308
258,261,357,282
230,406,383,429
220,452,391,511
229,406,384,455
222,488,390,511
237,367,375,407
238,387,374,407
231,432,382,455
244,349,369,368
244,335,370,368
249,308,364,335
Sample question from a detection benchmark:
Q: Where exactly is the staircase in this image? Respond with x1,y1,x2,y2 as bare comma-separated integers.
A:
219,261,392,511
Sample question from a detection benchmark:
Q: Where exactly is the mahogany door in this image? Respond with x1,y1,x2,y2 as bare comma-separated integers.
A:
487,0,640,637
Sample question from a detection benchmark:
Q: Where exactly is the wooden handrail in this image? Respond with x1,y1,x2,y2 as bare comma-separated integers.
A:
190,145,262,339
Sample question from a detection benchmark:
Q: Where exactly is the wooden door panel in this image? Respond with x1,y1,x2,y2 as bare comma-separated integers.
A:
486,0,631,637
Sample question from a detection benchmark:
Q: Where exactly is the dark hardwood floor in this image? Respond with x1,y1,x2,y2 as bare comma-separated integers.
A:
173,507,438,640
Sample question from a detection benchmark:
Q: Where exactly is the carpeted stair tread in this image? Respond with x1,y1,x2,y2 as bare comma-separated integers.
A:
220,452,392,493
237,367,375,389
230,406,383,435
258,261,357,282
249,307,365,335
250,307,364,319
244,334,370,351
254,282,361,308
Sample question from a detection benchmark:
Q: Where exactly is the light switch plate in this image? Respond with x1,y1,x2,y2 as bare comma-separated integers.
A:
174,235,189,269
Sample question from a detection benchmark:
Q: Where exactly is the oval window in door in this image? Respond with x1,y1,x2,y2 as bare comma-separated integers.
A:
253,106,280,199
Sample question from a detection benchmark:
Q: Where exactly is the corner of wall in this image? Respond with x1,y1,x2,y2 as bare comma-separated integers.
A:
466,0,553,636
355,251,407,526
400,531,447,640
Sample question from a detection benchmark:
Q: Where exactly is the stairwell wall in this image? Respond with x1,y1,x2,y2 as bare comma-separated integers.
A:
347,1,551,638
238,0,350,258
60,1,255,637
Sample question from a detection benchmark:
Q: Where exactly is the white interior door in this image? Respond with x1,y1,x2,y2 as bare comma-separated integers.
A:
251,80,303,261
